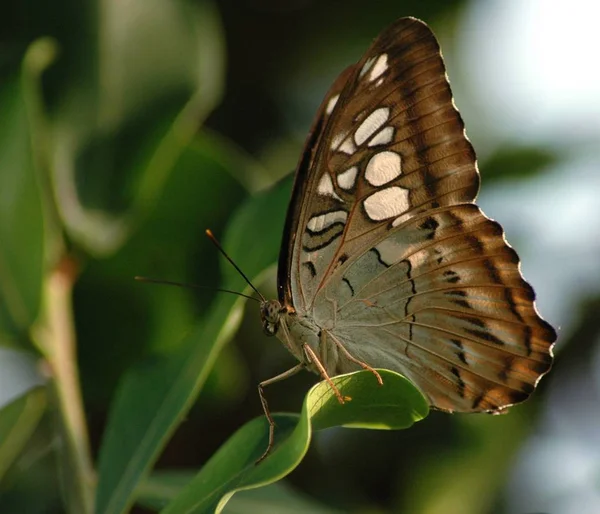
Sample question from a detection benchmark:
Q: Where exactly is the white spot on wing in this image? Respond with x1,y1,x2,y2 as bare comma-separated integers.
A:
326,94,340,115
360,56,376,77
317,173,343,201
368,126,395,147
392,212,411,228
363,187,410,221
338,167,358,190
331,133,344,150
307,210,347,232
355,107,389,146
338,138,356,155
369,54,388,81
365,151,402,186
331,132,355,154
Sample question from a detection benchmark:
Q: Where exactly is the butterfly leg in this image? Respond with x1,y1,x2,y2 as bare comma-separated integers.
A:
328,332,384,386
303,343,351,404
256,363,305,464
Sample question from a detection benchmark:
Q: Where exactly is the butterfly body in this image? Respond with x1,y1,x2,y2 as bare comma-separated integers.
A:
261,300,335,376
255,17,555,460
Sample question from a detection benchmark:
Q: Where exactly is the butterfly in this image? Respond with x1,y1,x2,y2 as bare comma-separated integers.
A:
255,16,555,461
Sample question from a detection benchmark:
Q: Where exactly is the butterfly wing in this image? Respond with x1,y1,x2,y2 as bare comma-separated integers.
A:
278,17,555,412
280,17,480,312
320,204,555,412
277,64,354,308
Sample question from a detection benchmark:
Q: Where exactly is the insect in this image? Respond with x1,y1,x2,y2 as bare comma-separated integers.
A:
250,16,556,461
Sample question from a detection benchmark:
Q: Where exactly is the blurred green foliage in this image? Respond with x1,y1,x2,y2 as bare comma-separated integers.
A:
0,0,585,513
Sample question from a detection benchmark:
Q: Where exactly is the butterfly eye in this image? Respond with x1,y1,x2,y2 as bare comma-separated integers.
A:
260,300,282,337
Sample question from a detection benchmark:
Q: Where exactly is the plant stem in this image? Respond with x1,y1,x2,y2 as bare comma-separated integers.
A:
34,257,95,514
22,37,95,513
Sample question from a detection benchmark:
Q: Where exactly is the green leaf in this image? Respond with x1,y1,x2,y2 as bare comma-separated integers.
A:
72,134,247,406
136,470,197,510
138,471,341,514
94,176,292,514
191,130,272,193
308,369,429,431
160,370,428,514
0,70,45,342
0,388,47,482
51,0,227,255
481,145,558,183
222,482,341,514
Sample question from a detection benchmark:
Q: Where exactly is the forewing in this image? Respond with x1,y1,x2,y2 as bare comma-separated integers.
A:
280,17,479,312
277,65,354,308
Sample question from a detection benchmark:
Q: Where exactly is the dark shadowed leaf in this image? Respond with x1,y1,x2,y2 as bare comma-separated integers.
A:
480,145,557,183
94,176,292,514
138,472,341,513
0,388,47,482
0,52,49,343
51,0,226,256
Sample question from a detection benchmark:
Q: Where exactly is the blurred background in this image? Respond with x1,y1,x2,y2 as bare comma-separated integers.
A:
1,0,599,512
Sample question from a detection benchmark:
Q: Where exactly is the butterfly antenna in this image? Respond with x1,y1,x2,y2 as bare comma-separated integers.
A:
205,229,267,302
134,276,260,303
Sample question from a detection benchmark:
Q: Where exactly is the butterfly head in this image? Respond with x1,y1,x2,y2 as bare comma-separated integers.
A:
260,299,284,336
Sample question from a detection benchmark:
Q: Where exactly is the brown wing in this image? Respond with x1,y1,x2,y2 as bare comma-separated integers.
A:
277,65,354,308
279,17,479,313
319,204,555,412
277,16,555,413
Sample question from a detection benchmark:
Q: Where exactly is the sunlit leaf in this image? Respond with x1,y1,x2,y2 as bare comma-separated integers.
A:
160,370,428,514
